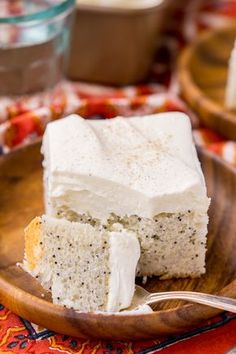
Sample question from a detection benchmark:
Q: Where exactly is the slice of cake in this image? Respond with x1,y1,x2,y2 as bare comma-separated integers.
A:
22,216,140,312
42,112,210,279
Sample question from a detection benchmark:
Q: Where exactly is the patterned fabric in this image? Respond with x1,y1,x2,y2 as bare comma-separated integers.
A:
0,304,236,353
1,80,236,165
1,0,236,353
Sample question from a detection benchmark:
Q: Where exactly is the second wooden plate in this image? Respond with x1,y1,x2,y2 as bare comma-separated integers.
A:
179,25,236,140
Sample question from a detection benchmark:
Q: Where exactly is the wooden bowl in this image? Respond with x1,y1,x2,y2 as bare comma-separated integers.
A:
0,143,236,340
179,25,236,140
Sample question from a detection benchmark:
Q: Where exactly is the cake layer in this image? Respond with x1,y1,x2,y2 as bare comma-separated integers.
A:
42,113,210,221
22,216,140,312
119,211,208,277
53,210,208,278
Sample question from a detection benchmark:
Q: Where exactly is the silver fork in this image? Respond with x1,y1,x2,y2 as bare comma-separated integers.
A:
127,285,236,312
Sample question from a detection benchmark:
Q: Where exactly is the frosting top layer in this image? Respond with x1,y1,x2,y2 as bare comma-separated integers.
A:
42,113,210,219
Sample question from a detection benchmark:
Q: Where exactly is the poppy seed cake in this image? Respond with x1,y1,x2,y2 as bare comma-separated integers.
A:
42,113,210,278
23,216,140,312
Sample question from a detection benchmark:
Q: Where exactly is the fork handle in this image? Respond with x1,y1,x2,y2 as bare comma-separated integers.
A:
146,291,236,312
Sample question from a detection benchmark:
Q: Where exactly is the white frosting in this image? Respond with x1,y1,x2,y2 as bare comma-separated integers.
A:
42,113,210,221
117,304,153,315
107,230,140,312
77,0,162,9
225,39,236,109
89,304,153,315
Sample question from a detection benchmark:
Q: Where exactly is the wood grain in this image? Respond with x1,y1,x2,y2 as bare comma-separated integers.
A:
179,25,236,140
0,142,236,339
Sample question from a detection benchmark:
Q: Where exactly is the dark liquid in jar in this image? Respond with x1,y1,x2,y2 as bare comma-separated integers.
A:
0,33,64,96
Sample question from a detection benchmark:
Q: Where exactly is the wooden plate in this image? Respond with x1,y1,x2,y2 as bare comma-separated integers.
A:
0,143,236,340
179,25,236,140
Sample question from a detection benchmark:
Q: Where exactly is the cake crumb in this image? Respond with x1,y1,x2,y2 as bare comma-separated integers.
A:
142,276,148,284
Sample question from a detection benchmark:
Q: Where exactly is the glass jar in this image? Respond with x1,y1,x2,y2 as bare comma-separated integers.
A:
0,0,75,96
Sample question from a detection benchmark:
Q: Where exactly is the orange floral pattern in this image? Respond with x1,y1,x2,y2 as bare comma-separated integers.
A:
1,304,236,353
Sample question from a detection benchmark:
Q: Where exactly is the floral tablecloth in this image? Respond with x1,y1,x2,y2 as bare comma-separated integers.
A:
1,0,236,353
